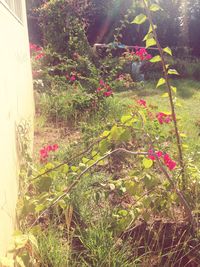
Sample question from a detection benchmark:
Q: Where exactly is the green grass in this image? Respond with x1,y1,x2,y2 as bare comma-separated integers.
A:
116,79,200,160
33,79,200,266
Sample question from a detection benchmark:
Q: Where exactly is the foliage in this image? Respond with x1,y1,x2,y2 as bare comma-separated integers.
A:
36,0,91,57
6,1,200,266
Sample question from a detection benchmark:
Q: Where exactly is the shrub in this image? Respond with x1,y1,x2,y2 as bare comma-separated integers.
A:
37,0,91,57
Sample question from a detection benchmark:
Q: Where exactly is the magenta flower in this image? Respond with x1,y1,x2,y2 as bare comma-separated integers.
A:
137,99,147,107
156,112,172,124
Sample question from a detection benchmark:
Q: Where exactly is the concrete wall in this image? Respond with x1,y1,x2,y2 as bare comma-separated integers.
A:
0,0,34,256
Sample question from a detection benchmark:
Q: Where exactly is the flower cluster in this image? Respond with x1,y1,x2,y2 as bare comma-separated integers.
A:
156,112,172,124
39,144,59,162
137,99,147,107
66,72,76,82
29,43,45,60
135,47,152,61
97,80,113,97
123,47,152,62
116,74,133,88
148,149,176,171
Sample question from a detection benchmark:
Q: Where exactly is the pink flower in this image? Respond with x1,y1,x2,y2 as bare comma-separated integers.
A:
163,153,176,170
35,53,45,60
106,85,112,91
135,47,152,61
167,160,177,170
97,87,102,92
145,54,152,60
148,149,156,160
52,144,59,151
103,91,113,97
137,99,146,107
39,144,59,162
156,112,172,124
148,150,176,171
29,43,37,51
46,145,53,152
35,46,42,52
99,80,105,86
70,75,76,82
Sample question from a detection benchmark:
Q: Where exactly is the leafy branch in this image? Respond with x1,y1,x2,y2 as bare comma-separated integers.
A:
133,0,186,189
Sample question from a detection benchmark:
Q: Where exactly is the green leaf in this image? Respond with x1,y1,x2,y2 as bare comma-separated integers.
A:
109,126,124,141
150,4,162,12
62,164,69,174
148,24,157,33
163,47,172,56
35,203,46,213
156,78,166,88
118,209,128,217
143,32,153,41
99,139,110,154
146,38,156,48
36,176,53,193
71,166,78,172
100,130,110,138
150,55,161,63
168,69,179,75
143,158,153,169
124,181,137,195
82,157,89,164
171,86,177,94
162,93,169,98
13,234,28,249
132,14,147,25
121,115,132,124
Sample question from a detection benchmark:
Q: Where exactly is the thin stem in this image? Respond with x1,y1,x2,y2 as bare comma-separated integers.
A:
143,0,186,189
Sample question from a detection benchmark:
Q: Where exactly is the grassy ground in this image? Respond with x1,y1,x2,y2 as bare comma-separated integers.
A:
32,79,200,266
35,79,200,160
116,79,200,158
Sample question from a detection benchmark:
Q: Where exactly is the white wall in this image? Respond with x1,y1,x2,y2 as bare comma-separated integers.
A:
0,0,34,256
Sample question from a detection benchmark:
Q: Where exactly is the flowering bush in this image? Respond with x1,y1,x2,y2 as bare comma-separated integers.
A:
30,43,45,61
96,80,113,97
39,144,59,162
123,47,152,62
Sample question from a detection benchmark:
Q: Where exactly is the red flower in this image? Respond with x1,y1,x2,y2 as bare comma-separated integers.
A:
135,48,152,61
39,144,59,162
148,149,156,160
156,151,163,158
52,144,59,151
70,75,76,82
137,99,146,107
99,80,105,86
35,53,45,60
145,54,152,60
103,91,113,97
156,112,172,124
148,149,176,171
163,153,176,170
